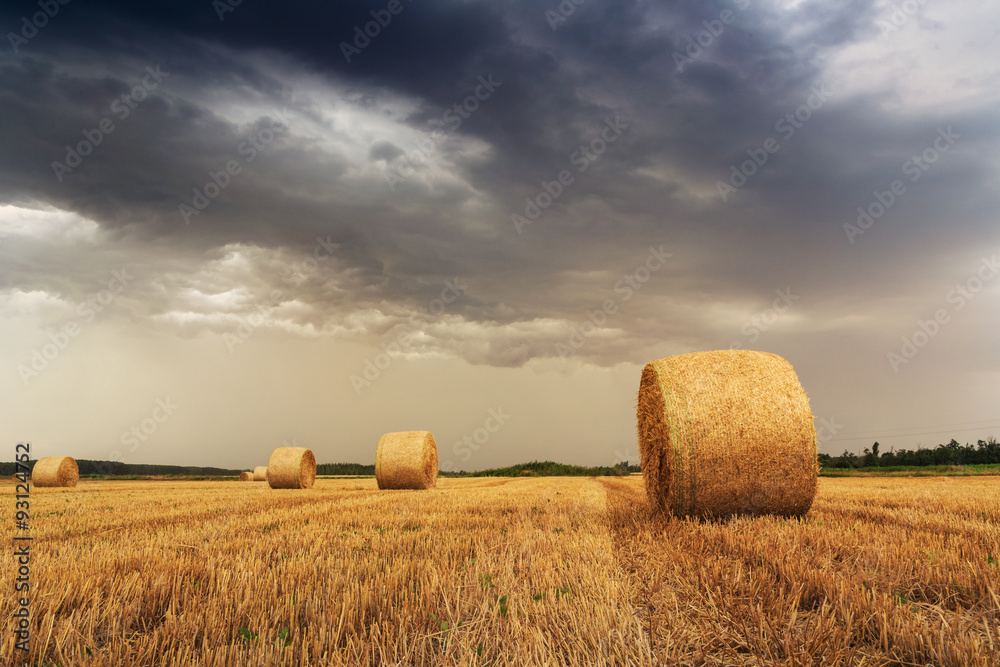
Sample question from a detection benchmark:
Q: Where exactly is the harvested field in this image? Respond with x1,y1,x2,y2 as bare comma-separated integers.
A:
2,476,998,666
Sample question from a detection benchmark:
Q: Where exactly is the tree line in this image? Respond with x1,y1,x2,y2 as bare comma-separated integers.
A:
316,463,375,475
0,459,242,477
818,437,1000,468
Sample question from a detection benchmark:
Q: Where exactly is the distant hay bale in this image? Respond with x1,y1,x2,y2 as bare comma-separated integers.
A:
238,471,253,481
266,447,316,489
32,456,79,488
637,350,818,519
375,431,438,490
253,466,268,482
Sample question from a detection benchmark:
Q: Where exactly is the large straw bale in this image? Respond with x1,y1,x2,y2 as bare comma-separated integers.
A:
637,350,817,519
32,456,79,488
238,471,253,481
266,447,316,489
375,431,438,490
253,466,268,482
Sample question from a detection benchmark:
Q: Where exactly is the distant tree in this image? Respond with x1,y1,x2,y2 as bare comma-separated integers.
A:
841,449,861,468
879,446,897,467
862,443,880,468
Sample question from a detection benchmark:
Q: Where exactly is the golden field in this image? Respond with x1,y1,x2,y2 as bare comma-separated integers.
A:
3,475,999,666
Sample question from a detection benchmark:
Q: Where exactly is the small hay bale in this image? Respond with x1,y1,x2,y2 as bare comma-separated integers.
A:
253,466,268,482
266,447,316,489
375,431,438,490
238,471,253,481
637,350,817,519
32,456,79,488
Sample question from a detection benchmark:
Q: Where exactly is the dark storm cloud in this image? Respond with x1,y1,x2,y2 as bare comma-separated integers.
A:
1,0,998,369
1,0,509,94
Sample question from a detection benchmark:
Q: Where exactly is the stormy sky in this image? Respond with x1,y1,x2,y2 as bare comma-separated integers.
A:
1,0,998,471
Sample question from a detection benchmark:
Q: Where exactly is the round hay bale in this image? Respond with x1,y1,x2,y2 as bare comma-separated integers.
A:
266,447,316,489
238,471,253,481
637,350,817,519
375,431,438,490
253,466,268,482
32,456,79,488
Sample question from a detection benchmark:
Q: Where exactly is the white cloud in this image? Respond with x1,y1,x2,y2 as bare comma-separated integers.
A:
0,204,101,243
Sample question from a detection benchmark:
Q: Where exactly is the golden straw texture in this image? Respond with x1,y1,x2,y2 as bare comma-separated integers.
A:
375,431,438,490
238,471,253,482
637,350,818,518
32,456,79,488
266,448,316,489
253,466,268,482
